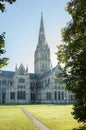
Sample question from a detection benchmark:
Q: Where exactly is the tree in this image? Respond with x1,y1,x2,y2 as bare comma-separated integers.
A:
0,32,8,69
0,0,16,12
57,0,86,123
0,0,16,70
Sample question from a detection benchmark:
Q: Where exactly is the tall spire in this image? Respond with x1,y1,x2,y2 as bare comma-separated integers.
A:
38,12,46,45
40,12,45,34
34,13,51,74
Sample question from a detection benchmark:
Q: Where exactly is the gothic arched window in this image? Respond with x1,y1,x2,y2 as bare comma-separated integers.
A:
2,80,7,85
54,91,57,100
17,90,26,99
19,78,25,83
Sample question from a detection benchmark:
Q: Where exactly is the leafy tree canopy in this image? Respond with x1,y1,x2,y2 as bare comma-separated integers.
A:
0,32,9,69
57,0,86,123
0,0,16,70
0,0,16,12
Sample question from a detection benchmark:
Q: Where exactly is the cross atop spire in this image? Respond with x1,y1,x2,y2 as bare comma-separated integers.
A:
38,12,46,45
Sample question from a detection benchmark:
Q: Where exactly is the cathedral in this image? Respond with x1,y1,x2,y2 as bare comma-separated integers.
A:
0,14,74,104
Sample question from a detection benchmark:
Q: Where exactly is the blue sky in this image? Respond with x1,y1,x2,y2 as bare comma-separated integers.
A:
0,0,71,72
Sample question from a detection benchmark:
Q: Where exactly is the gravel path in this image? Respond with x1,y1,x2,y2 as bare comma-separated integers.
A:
22,108,50,130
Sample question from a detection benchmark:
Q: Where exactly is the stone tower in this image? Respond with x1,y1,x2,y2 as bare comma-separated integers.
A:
34,13,50,74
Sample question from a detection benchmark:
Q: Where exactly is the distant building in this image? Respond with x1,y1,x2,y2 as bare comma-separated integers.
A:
0,14,74,104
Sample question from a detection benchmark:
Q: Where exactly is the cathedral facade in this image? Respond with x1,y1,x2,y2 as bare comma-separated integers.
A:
0,14,74,104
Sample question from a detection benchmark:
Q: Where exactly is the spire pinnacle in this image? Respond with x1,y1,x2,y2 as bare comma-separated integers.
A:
26,65,28,73
15,64,17,71
40,12,44,33
38,13,46,44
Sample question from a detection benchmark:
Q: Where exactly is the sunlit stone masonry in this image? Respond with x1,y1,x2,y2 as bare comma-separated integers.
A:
0,14,74,104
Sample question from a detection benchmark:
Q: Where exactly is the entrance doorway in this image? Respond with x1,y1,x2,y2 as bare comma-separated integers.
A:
2,92,6,103
31,93,36,103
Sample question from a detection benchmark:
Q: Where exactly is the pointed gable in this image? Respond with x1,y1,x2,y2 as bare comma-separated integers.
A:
17,64,26,75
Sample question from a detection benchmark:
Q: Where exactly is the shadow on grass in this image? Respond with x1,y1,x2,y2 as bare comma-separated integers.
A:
73,125,86,130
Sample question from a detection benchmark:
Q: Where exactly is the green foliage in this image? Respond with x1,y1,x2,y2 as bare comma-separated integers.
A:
0,0,16,70
57,0,86,123
0,0,16,12
0,33,9,70
72,102,86,123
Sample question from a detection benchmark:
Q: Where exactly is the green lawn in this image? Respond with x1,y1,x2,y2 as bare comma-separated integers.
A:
0,105,84,130
0,106,37,130
25,105,84,130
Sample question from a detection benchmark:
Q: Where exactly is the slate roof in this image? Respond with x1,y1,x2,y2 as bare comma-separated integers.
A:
41,66,56,78
29,73,38,79
41,69,51,78
0,70,38,79
0,66,57,79
0,70,15,77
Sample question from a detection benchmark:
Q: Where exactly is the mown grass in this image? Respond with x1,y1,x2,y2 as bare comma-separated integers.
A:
0,106,37,130
0,105,85,130
26,105,84,130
